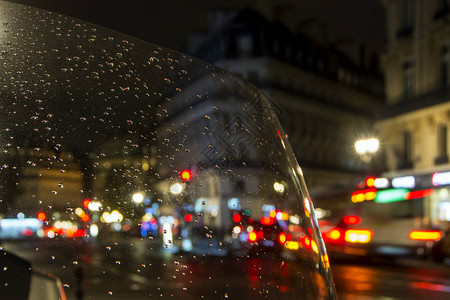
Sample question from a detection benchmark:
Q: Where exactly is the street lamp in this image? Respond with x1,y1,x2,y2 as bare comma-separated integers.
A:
170,183,183,195
355,138,379,163
273,182,285,194
132,192,144,204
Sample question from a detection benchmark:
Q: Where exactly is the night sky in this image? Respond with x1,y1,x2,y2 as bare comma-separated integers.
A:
4,0,385,63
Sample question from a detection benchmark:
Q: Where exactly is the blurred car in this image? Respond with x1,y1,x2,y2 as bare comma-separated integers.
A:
0,250,67,300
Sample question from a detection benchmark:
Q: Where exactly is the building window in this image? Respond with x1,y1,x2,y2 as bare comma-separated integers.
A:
403,59,415,98
439,124,448,156
436,124,449,164
404,0,416,29
441,43,450,87
403,131,413,163
236,34,253,57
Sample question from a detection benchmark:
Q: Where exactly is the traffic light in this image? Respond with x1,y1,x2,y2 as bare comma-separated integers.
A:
82,198,91,209
180,169,192,181
365,176,376,188
37,212,46,221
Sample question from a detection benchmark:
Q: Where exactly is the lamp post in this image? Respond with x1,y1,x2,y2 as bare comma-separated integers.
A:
355,138,379,163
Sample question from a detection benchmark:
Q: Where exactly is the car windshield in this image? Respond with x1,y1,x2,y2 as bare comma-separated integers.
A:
0,2,335,299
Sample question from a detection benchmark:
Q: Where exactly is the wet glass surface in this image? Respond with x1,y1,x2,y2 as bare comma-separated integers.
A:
0,2,336,299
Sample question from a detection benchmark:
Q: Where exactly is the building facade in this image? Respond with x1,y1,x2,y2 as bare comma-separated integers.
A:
379,0,450,175
189,9,384,194
377,0,450,229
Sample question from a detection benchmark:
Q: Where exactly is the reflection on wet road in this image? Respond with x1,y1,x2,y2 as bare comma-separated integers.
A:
3,238,450,299
332,259,450,300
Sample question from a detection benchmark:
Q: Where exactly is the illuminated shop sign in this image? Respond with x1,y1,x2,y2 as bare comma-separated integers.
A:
392,176,415,189
374,188,409,203
432,172,450,187
373,177,389,189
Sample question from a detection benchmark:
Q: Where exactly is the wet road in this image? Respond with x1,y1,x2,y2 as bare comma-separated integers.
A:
332,259,450,299
2,237,450,299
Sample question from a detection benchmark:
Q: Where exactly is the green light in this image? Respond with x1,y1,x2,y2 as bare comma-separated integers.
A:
244,209,251,216
374,188,409,203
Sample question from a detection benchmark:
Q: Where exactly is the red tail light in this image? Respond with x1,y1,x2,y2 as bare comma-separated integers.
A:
409,230,442,241
343,215,361,225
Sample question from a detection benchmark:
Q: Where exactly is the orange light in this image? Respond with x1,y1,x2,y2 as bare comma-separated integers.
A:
301,236,311,249
180,170,192,181
409,230,442,241
311,240,319,254
37,212,46,221
249,231,257,242
351,188,377,203
345,229,373,243
343,215,361,225
325,229,342,241
365,177,376,188
83,199,91,209
278,232,287,244
81,214,90,222
261,216,274,226
284,241,299,250
322,254,330,268
269,210,277,218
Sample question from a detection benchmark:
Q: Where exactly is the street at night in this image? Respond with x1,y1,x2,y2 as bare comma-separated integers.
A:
2,1,450,299
3,238,450,300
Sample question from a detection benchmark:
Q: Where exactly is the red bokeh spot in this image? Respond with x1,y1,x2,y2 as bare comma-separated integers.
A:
184,214,193,222
180,170,192,181
37,212,46,221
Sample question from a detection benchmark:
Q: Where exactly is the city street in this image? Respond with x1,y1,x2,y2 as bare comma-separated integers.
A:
2,237,449,300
